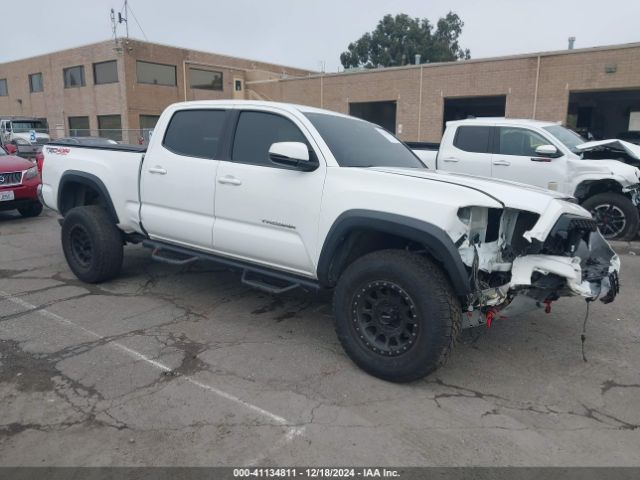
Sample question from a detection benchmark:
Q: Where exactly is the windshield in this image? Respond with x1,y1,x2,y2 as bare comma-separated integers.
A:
304,113,424,168
11,121,47,133
543,125,586,153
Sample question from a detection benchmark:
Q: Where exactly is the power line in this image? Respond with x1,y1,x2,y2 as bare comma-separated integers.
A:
127,2,149,41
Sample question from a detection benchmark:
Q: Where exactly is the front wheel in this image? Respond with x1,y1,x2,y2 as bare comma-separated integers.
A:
581,192,639,240
333,250,461,383
61,206,123,283
18,201,43,218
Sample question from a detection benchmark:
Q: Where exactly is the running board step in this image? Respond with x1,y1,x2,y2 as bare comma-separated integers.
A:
241,270,300,294
141,239,320,293
151,247,198,266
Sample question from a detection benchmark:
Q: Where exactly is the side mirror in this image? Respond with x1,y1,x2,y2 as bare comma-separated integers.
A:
269,142,317,171
534,144,560,158
4,144,17,155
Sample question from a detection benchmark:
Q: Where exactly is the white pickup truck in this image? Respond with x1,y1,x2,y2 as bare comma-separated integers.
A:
410,118,640,240
0,117,51,158
39,101,620,382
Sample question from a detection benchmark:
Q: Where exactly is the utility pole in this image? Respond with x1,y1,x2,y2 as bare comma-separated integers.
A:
118,0,129,39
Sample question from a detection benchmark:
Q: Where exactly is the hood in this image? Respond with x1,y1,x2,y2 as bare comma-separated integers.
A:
0,154,34,172
567,157,640,185
370,167,578,215
576,139,640,161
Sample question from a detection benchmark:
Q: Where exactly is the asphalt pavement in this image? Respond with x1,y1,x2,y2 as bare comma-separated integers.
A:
1,209,639,466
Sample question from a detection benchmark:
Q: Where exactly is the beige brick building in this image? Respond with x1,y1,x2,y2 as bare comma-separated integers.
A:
1,39,639,143
249,42,640,142
0,39,312,142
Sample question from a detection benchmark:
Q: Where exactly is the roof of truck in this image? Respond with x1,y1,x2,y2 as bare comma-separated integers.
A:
446,118,562,128
168,100,350,118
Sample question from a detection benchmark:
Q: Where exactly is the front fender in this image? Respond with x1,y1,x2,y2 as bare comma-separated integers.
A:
571,175,631,200
317,209,471,298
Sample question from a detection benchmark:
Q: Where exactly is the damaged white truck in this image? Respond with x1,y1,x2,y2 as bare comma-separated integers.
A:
410,118,640,240
39,101,620,382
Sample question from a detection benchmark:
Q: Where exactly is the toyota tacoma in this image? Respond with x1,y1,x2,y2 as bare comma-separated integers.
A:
39,101,620,382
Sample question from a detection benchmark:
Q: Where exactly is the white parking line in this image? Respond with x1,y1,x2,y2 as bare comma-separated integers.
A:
245,425,306,466
0,290,305,463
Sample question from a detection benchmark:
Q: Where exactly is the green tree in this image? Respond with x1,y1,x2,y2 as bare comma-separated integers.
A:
340,12,471,69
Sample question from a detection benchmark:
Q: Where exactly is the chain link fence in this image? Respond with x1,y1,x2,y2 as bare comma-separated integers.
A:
2,128,155,158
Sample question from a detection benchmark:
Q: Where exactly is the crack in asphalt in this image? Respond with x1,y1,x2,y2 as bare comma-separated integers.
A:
1,238,639,454
601,379,640,395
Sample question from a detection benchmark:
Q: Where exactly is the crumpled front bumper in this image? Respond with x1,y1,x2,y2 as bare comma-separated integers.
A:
513,210,621,303
623,183,640,207
463,229,620,328
510,248,620,303
511,227,620,302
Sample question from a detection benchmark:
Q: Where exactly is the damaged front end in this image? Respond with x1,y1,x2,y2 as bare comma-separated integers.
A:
456,204,620,328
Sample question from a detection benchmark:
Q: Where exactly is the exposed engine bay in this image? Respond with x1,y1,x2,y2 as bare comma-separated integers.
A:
577,139,640,168
455,206,620,328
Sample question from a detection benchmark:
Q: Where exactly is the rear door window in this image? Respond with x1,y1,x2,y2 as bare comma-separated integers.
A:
162,109,226,159
453,126,492,153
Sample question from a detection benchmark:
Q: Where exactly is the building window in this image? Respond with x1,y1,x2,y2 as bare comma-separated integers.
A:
68,116,90,136
139,114,160,143
29,73,43,93
93,60,118,85
63,66,86,88
97,115,122,141
189,68,223,90
234,79,243,91
0,79,7,96
137,61,176,86
140,115,160,130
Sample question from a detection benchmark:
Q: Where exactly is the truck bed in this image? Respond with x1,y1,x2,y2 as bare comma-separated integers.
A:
46,142,147,153
405,141,440,151
40,143,147,234
406,142,439,169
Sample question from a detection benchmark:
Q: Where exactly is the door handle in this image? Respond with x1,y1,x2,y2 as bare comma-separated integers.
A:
218,175,242,186
442,157,459,163
148,166,167,175
492,160,511,166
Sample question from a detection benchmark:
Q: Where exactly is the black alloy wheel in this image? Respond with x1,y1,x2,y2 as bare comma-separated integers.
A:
69,224,93,268
352,280,419,356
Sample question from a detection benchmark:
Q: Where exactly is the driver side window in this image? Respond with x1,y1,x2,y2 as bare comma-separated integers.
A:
232,111,309,167
497,127,548,156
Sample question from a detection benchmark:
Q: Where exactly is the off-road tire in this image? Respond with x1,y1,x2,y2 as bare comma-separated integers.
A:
333,250,461,383
61,206,123,283
581,192,639,240
18,201,43,218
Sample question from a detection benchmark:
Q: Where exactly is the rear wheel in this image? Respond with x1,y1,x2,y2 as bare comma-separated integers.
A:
333,250,461,383
18,201,43,218
582,192,639,240
61,206,123,283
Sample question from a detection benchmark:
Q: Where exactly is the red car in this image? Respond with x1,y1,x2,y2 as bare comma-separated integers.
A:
0,144,43,217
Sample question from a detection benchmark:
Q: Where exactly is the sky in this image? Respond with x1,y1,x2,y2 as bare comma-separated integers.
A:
2,0,639,72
